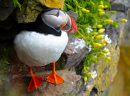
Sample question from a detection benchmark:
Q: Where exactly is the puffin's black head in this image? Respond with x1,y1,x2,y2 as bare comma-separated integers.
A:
37,8,77,34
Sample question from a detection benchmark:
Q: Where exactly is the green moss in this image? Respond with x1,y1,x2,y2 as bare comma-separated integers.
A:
15,0,65,23
0,46,14,91
61,93,69,96
19,63,27,72
0,46,14,75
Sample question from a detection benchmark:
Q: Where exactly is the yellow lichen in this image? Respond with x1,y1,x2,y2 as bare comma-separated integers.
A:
69,67,75,71
76,88,79,93
77,80,82,87
38,0,65,10
16,0,65,23
83,42,120,96
99,74,102,78
108,45,130,96
95,43,119,94
106,82,109,87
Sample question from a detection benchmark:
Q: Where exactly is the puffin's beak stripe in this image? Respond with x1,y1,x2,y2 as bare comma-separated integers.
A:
67,16,77,33
61,13,77,33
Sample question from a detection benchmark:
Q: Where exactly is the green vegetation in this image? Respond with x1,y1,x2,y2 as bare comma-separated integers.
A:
13,0,21,10
0,47,14,75
0,47,14,90
64,0,127,81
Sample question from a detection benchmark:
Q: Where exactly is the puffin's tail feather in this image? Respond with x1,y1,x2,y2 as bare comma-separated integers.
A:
28,76,43,92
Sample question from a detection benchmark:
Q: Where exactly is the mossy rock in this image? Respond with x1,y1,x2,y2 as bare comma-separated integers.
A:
15,0,65,23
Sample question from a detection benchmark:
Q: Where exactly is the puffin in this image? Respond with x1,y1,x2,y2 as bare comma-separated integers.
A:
14,7,77,92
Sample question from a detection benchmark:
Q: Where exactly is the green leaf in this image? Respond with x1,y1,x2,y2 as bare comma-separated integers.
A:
17,2,22,11
13,0,22,11
13,0,17,7
65,4,74,11
63,4,67,12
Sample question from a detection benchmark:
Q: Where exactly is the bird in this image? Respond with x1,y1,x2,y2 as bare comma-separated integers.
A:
14,7,77,92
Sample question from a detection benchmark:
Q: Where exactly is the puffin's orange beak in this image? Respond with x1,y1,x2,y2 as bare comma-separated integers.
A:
67,16,77,33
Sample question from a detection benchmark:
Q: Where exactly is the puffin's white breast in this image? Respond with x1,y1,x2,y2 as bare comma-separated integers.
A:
14,31,68,66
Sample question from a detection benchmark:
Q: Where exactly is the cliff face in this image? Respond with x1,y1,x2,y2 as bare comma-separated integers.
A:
0,0,129,96
102,1,130,96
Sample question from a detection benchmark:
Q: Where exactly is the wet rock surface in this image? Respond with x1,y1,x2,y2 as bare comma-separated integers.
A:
0,0,15,21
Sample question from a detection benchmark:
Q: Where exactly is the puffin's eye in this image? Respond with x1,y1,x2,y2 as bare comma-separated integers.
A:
54,10,59,17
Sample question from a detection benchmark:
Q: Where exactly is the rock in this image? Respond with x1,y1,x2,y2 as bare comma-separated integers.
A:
15,0,65,23
112,0,130,9
67,10,78,21
104,11,126,44
102,8,130,96
75,1,128,95
111,3,127,12
11,53,81,96
12,69,81,96
0,0,15,21
64,34,89,69
0,41,10,53
74,42,120,96
110,0,130,12
109,0,115,3
101,1,130,96
121,9,130,43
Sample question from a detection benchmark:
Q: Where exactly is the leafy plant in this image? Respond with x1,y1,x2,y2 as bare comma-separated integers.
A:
13,0,22,10
64,0,127,81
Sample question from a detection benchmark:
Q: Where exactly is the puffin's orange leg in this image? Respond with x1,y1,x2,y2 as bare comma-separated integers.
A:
45,62,64,84
28,67,43,92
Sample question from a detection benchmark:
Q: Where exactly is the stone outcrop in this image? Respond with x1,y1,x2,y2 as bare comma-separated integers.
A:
102,0,130,96
0,0,15,21
15,0,65,23
64,34,89,69
102,7,130,96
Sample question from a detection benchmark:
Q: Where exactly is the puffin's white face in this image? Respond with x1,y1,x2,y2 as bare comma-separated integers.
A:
41,8,77,33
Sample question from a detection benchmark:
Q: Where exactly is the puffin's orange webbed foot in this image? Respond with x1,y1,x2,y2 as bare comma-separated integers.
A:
28,67,43,92
45,62,64,84
45,72,64,84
